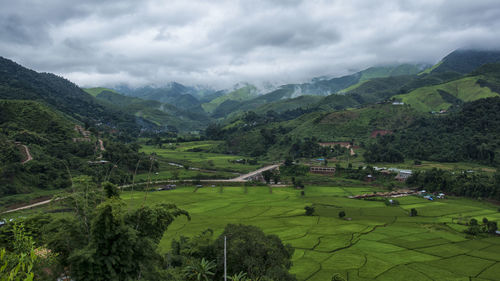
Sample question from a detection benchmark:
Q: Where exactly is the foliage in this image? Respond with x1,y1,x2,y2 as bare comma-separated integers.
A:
213,224,296,281
305,206,315,216
370,97,500,165
183,258,216,281
338,211,346,218
169,224,296,281
410,208,418,217
407,168,500,200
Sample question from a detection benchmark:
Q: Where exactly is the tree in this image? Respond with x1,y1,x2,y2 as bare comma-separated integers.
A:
103,181,119,198
487,221,498,234
338,211,346,219
410,208,418,217
68,199,189,281
0,224,37,281
465,218,481,235
213,224,296,281
305,206,315,216
262,170,273,184
184,258,216,281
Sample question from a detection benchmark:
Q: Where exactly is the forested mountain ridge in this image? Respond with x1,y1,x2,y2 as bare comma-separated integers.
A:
85,88,210,132
0,99,154,196
0,57,151,138
429,49,500,74
204,64,426,118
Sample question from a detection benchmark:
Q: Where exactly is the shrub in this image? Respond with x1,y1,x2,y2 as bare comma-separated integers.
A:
410,208,418,217
338,211,346,218
304,206,315,216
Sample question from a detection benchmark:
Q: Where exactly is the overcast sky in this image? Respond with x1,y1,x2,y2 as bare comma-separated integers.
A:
1,0,500,89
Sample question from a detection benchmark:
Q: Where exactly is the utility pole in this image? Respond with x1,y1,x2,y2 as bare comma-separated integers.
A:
224,236,227,281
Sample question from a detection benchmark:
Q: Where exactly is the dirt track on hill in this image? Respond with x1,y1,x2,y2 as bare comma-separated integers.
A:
20,144,33,164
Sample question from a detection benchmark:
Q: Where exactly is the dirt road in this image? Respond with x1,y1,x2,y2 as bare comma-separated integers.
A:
20,144,33,164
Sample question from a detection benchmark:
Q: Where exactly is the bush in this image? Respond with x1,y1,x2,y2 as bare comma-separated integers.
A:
304,206,315,216
410,208,418,217
338,211,346,218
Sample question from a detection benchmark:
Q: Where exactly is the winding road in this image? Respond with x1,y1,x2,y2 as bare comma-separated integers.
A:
20,144,33,164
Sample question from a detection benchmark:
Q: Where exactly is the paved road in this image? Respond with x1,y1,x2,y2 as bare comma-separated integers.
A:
227,164,280,182
2,164,281,213
2,199,54,214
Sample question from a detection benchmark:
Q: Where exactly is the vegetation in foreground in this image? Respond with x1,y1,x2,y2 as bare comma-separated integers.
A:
2,182,499,281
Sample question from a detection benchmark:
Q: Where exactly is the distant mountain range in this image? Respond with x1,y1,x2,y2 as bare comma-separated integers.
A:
2,48,500,135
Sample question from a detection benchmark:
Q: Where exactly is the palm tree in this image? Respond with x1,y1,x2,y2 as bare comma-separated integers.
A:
229,272,248,281
184,258,216,281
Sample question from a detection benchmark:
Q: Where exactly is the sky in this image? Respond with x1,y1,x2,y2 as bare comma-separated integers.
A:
1,0,500,89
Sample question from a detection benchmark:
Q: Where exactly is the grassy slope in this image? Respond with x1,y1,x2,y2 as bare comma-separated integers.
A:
202,85,258,114
83,87,119,97
284,104,423,141
395,76,499,112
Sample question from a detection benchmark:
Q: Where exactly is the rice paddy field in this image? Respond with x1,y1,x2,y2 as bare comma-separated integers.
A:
121,186,500,281
136,141,265,181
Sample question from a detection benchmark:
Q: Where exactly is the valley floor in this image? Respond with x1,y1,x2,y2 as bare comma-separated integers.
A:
120,186,500,281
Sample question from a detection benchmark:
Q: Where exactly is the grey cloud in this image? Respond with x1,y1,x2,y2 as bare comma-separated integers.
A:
0,0,499,88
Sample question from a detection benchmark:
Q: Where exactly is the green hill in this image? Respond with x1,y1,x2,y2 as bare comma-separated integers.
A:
202,84,258,114
0,100,78,194
430,49,500,74
285,103,423,141
394,64,500,112
0,57,146,137
90,90,210,132
207,64,425,118
83,87,119,97
369,97,500,165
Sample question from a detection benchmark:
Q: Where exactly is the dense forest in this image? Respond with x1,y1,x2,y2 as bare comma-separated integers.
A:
366,97,500,165
0,100,154,196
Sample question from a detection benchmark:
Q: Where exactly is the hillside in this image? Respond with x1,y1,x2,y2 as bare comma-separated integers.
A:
202,84,258,114
0,99,155,196
285,103,423,141
0,100,78,194
0,57,146,137
85,88,210,132
368,97,500,165
430,49,500,74
395,64,500,112
114,83,212,113
206,64,425,118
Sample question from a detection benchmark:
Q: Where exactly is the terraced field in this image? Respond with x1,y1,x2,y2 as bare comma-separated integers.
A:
122,186,500,281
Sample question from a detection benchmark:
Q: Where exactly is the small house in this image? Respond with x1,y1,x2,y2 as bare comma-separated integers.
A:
395,170,412,181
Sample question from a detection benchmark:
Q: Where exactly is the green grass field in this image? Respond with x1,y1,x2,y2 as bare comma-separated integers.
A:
136,142,266,181
120,186,500,281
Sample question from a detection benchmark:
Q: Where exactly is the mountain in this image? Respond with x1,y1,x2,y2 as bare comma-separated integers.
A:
206,64,426,118
0,57,148,137
429,49,500,74
84,88,210,132
202,83,259,114
0,100,80,194
114,83,214,113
